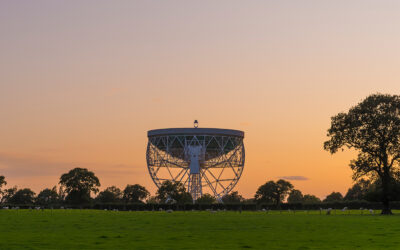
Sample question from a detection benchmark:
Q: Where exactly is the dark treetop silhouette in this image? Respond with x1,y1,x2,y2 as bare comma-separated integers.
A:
254,179,293,206
59,168,100,204
123,184,150,203
287,189,304,203
156,180,192,204
96,186,123,203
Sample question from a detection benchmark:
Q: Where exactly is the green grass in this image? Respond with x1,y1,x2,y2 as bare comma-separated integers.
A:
1,209,400,249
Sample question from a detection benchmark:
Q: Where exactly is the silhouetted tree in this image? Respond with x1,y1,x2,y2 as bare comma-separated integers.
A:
59,168,100,204
36,187,59,206
196,194,216,204
323,192,343,202
96,186,123,203
302,194,321,203
1,186,17,204
361,179,400,202
254,180,293,206
0,176,6,202
0,175,6,190
344,179,371,201
156,181,192,204
8,188,35,205
123,184,149,203
324,94,400,214
287,189,303,203
221,191,244,204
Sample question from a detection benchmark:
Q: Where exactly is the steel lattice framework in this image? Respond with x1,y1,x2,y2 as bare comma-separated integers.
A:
146,128,245,201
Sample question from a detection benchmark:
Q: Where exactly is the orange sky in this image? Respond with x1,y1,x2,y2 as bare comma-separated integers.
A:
1,1,400,198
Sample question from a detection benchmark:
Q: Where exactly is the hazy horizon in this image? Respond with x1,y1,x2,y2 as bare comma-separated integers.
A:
1,1,400,198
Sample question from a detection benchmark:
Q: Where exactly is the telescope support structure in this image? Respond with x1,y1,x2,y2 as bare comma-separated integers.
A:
146,127,245,202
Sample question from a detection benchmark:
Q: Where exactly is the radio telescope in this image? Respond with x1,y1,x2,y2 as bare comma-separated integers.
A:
146,121,245,201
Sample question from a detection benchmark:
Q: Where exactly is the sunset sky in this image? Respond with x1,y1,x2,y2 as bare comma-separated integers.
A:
1,1,400,199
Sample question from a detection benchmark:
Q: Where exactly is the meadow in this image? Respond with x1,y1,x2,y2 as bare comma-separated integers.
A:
0,209,400,249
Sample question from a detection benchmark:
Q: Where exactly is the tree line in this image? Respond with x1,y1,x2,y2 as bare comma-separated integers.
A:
1,168,399,208
1,93,400,214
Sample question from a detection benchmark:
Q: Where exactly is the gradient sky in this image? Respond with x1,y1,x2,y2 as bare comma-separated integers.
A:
1,1,400,198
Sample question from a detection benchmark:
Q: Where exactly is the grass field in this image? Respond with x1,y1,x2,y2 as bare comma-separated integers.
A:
1,210,400,249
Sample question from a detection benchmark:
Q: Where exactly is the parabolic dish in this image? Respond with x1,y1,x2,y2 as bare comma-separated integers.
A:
148,128,244,161
146,126,245,201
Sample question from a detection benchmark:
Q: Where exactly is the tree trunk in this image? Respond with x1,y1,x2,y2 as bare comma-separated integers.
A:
381,171,393,215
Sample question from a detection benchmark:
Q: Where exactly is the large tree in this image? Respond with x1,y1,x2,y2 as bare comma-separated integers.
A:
221,191,244,204
96,186,123,203
59,168,100,204
0,176,6,202
123,184,150,203
196,194,217,204
323,192,343,202
8,188,36,205
287,189,304,203
302,194,321,203
344,179,371,201
324,94,400,214
36,187,60,206
361,179,400,202
156,180,192,204
0,175,6,190
254,179,293,206
1,186,17,204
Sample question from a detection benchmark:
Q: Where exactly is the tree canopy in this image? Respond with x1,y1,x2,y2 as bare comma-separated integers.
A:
344,179,371,201
123,184,150,203
0,176,6,201
254,179,293,206
302,194,321,203
287,189,303,203
1,186,17,204
221,191,244,204
196,194,216,204
96,186,123,203
36,187,59,206
156,181,192,204
323,192,343,202
59,168,100,204
8,188,35,205
0,175,6,190
324,94,400,214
